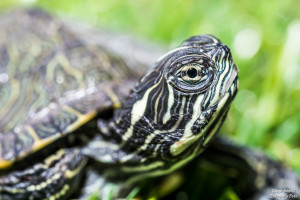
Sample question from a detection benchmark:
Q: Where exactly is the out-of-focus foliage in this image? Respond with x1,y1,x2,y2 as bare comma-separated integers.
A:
0,0,299,198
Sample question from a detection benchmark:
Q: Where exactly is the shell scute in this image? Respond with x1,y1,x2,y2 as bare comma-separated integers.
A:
0,9,135,167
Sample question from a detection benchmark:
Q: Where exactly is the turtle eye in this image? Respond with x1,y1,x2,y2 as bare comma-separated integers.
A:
180,65,203,84
170,59,216,94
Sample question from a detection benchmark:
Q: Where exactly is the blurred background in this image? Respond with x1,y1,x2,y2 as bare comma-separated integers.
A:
0,0,299,199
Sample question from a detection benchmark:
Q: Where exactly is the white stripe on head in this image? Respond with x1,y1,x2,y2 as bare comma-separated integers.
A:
170,94,204,156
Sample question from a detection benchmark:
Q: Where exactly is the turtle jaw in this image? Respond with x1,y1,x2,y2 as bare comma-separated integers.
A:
201,76,238,147
169,75,238,157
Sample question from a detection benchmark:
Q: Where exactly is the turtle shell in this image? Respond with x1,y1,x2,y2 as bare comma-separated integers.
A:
0,9,161,169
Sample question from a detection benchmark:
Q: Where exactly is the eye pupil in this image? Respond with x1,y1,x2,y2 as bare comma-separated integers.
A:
187,68,198,78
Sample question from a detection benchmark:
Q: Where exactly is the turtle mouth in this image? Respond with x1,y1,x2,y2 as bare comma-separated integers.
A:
169,76,238,157
220,65,239,99
200,74,238,147
167,85,237,171
195,70,239,135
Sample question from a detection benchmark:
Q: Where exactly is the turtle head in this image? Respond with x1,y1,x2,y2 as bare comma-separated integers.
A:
102,35,238,174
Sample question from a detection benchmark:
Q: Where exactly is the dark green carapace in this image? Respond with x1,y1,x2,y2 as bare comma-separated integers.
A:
0,9,298,200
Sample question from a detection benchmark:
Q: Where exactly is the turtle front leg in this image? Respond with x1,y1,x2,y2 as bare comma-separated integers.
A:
0,148,86,200
201,137,300,200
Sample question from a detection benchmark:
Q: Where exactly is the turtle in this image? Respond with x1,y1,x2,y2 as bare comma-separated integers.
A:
0,9,299,200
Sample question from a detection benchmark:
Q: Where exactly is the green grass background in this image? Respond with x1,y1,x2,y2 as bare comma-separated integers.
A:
0,0,299,198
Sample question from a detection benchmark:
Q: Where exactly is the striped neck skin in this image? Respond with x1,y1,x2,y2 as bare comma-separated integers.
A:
99,35,238,177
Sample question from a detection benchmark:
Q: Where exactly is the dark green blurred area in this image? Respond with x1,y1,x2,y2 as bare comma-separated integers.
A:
0,0,299,198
